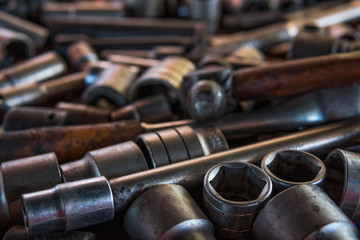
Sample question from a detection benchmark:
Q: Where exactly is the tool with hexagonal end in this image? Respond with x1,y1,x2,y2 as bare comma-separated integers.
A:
20,117,360,234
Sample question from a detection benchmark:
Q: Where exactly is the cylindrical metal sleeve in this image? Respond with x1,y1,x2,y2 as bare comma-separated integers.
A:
203,162,272,239
252,185,358,240
261,150,326,193
2,107,71,132
124,184,215,240
0,51,67,89
22,177,114,236
111,94,173,123
0,120,142,163
82,64,139,107
91,141,148,179
56,102,111,124
323,149,360,225
0,153,62,229
233,51,360,100
67,41,98,71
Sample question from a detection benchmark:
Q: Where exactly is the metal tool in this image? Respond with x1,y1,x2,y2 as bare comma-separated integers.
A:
0,153,62,230
0,10,49,48
182,66,233,121
41,1,125,20
18,117,360,233
0,51,67,89
203,161,272,239
3,226,96,240
56,102,111,125
0,27,35,68
124,184,216,240
233,51,360,101
0,125,227,231
252,185,358,239
66,41,98,71
111,94,173,123
0,120,141,163
43,16,206,45
22,177,114,236
82,64,139,108
288,33,360,59
208,1,360,55
2,107,71,132
261,149,325,193
128,56,195,111
0,72,85,110
323,149,360,227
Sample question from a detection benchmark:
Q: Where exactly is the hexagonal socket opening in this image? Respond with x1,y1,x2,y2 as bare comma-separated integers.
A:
210,165,266,201
267,151,321,182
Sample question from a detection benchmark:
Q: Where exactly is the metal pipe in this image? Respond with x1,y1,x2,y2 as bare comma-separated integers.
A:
232,51,360,101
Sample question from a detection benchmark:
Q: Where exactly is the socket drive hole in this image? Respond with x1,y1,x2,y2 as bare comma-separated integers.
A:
48,113,56,120
267,152,321,182
210,165,266,201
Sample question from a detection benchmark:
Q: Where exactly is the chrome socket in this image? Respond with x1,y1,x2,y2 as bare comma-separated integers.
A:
22,176,114,236
261,149,326,193
124,184,215,240
0,153,62,230
203,161,272,239
252,185,358,240
323,149,360,226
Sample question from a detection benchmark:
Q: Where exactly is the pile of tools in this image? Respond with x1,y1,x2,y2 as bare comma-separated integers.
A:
1,0,360,239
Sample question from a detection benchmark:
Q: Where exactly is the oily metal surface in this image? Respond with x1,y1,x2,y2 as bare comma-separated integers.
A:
0,120,142,163
110,117,360,213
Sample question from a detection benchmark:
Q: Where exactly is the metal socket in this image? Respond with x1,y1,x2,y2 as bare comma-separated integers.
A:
56,102,111,125
60,141,148,182
262,150,326,193
22,176,114,236
252,185,358,240
82,63,139,108
128,56,195,111
0,27,35,68
0,10,49,48
288,34,360,59
0,153,62,230
67,41,98,71
203,161,272,239
136,126,228,168
0,51,67,89
323,149,360,226
110,94,173,123
2,107,71,132
124,184,215,240
0,72,85,109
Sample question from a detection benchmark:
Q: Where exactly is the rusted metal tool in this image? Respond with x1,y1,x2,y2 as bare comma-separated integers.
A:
0,120,141,163
232,51,360,101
